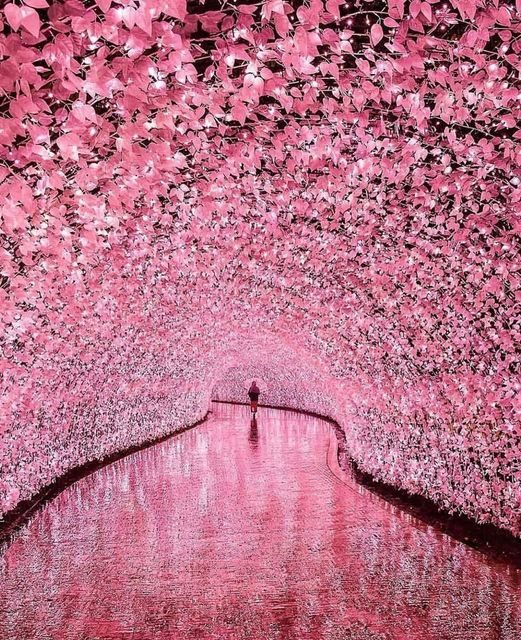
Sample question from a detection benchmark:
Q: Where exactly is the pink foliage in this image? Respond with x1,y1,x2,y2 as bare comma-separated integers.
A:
0,1,520,534
214,354,521,536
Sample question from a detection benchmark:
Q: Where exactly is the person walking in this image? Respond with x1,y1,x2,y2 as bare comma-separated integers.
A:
248,381,260,414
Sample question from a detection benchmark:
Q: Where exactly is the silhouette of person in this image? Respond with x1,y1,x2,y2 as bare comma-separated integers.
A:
248,381,260,414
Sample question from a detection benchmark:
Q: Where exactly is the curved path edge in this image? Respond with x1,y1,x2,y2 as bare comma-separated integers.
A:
1,401,520,567
215,400,521,567
0,412,210,547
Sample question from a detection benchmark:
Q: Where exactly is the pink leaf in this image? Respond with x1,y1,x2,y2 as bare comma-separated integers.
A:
95,0,112,12
122,7,136,29
389,0,404,19
356,59,371,76
135,6,152,35
20,6,40,37
496,6,511,26
163,0,187,21
370,23,384,47
57,133,81,161
273,12,290,37
23,0,49,8
352,88,365,111
325,0,342,20
231,102,248,125
4,4,23,31
410,0,422,18
420,2,432,22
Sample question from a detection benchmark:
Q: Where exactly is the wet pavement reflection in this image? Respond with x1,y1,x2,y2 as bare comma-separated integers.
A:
1,403,520,639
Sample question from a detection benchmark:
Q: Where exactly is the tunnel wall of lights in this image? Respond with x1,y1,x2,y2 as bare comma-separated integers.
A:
0,0,519,536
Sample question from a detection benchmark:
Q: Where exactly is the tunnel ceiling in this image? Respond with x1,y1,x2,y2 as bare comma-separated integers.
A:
0,0,520,437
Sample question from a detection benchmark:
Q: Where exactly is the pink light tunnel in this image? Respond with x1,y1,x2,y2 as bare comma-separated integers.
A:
0,0,520,540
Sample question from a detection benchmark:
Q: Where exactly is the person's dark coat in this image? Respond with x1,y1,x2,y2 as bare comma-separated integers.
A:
248,382,260,402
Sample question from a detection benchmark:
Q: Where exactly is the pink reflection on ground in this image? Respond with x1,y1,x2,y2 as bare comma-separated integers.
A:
0,403,519,640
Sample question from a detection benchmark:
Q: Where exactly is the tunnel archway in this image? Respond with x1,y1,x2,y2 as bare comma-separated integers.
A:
3,324,518,537
0,0,519,544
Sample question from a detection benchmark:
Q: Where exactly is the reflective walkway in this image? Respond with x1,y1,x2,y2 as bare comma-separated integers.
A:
0,403,519,639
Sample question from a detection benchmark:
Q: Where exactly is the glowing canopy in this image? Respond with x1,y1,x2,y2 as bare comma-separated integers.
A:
0,1,519,534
